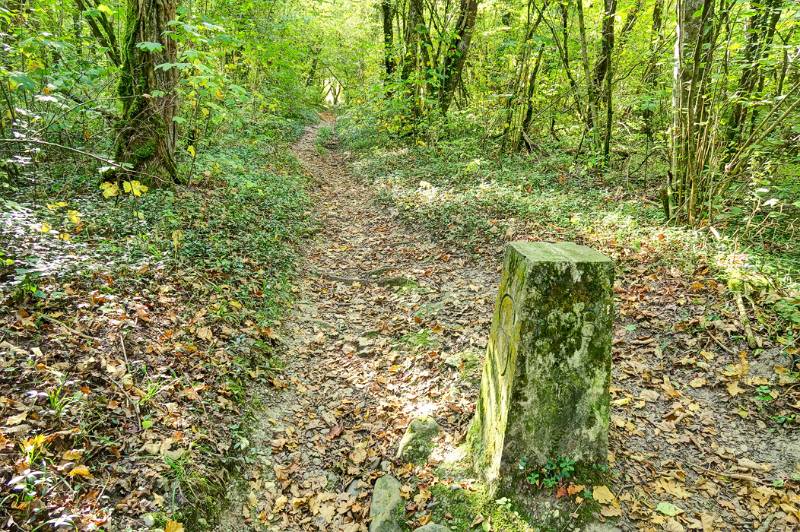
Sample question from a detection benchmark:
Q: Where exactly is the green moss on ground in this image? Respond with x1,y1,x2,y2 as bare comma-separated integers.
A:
428,454,611,531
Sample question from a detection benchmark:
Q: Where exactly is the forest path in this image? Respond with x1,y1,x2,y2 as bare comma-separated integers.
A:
216,118,496,530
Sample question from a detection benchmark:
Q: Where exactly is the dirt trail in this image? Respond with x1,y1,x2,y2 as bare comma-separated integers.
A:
217,119,800,532
217,120,496,530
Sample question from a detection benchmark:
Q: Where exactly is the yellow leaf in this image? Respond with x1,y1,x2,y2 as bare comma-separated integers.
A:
593,485,617,505
67,210,81,225
187,145,196,158
727,381,744,397
39,222,51,233
68,465,93,479
100,182,119,198
165,520,184,532
689,377,707,388
62,449,83,461
123,180,148,197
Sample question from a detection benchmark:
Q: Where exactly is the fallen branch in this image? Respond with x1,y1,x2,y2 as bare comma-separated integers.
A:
690,463,767,485
707,331,736,355
40,315,97,342
735,293,759,349
309,268,413,287
0,138,163,182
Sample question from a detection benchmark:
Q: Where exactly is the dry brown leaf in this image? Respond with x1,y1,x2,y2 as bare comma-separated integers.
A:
726,381,744,397
5,411,27,426
593,485,617,505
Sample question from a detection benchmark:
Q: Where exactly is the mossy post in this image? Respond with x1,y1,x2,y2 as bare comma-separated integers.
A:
468,242,613,499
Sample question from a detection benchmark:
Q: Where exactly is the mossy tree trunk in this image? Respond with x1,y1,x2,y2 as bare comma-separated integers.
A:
116,0,178,183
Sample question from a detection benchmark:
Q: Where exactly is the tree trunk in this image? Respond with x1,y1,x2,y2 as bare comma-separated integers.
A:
381,0,395,80
400,0,424,117
116,0,178,183
75,0,121,67
575,0,596,141
669,0,717,222
306,47,320,87
642,0,665,141
439,0,479,114
600,0,616,162
726,0,782,145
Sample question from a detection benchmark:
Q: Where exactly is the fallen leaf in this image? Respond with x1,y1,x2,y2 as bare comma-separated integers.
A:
567,484,584,496
593,485,617,505
656,501,684,516
349,448,367,464
689,377,707,388
5,411,28,426
601,504,623,517
196,327,213,341
68,465,93,479
62,449,83,461
726,381,744,397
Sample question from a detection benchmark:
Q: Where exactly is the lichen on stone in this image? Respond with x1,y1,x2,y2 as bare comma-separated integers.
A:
468,242,614,511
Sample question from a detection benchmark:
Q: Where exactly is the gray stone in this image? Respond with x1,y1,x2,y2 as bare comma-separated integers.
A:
369,475,403,532
468,242,614,502
413,524,450,531
396,416,440,464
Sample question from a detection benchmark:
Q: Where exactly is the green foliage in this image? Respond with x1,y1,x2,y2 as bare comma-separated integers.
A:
520,456,577,489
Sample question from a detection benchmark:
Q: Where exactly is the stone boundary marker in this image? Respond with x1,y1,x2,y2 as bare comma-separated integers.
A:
468,241,614,500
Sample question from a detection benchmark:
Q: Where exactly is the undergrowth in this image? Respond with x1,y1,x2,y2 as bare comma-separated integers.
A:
0,113,315,529
338,110,800,343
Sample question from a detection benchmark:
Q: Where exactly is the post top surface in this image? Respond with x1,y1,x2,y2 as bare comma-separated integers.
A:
509,241,612,263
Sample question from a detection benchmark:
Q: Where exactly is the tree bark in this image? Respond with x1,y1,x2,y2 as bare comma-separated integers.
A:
439,0,479,114
669,0,717,222
642,0,665,141
381,0,395,80
116,0,179,183
74,0,121,67
600,0,617,162
726,0,782,145
575,0,595,138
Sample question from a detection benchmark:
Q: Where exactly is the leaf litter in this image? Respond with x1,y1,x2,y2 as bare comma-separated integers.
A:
216,122,799,531
2,120,799,531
